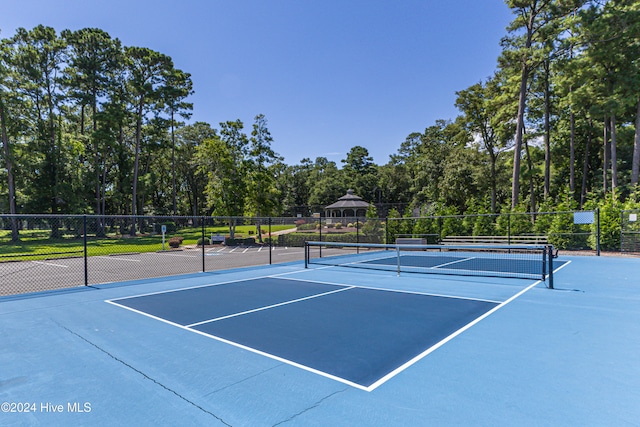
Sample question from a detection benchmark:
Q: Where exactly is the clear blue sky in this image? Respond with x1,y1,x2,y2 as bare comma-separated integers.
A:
1,0,513,166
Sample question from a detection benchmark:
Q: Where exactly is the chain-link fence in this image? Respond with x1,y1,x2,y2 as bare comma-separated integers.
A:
6,210,637,297
386,210,601,253
0,214,385,296
621,209,640,252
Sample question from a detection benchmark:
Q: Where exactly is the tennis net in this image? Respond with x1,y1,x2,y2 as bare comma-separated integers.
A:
304,241,554,286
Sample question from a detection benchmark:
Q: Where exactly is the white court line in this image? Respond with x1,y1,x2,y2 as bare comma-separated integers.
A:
242,247,250,253
32,261,69,268
107,297,372,391
553,259,572,274
156,252,198,258
277,276,502,304
229,247,238,253
107,273,309,302
95,256,141,262
186,286,356,327
432,257,476,268
106,274,523,392
365,278,544,391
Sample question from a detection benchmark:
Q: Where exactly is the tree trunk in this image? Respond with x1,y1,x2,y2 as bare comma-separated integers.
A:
610,115,618,192
0,98,19,241
131,101,143,236
171,109,177,215
256,219,263,244
632,98,640,186
510,4,538,209
524,131,536,214
603,118,609,194
139,151,152,232
511,62,529,208
570,111,575,193
543,60,551,198
569,17,576,195
48,96,60,238
580,119,592,209
100,159,107,236
490,151,497,214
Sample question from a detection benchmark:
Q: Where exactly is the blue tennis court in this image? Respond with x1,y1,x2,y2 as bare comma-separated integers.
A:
1,253,639,425
364,253,554,276
108,277,499,389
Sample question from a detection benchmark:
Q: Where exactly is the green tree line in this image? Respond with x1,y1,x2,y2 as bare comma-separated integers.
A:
1,1,640,242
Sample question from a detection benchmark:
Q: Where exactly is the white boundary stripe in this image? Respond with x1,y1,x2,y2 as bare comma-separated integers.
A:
32,261,69,268
106,271,313,302
277,276,503,304
107,277,270,302
186,286,356,327
364,278,544,391
432,256,475,268
185,328,369,390
157,252,198,258
105,289,370,391
106,299,187,327
106,274,517,391
553,259,572,274
95,256,141,262
276,251,304,256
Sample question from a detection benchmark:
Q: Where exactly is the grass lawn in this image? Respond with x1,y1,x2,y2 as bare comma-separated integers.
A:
0,224,295,261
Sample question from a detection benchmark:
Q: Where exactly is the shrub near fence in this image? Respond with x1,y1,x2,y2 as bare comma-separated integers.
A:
276,217,384,247
278,232,381,247
387,210,600,252
621,209,640,252
225,237,256,246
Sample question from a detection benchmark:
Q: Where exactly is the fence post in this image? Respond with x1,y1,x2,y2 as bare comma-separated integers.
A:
385,217,388,244
596,208,601,256
83,215,88,286
507,212,511,245
619,210,623,253
548,245,554,289
319,217,322,257
356,218,360,254
304,241,308,268
201,217,206,272
269,217,272,265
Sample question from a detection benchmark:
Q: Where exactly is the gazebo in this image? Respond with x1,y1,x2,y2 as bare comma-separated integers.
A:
324,189,370,218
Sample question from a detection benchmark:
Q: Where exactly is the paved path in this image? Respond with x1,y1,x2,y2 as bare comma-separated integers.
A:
0,245,305,296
